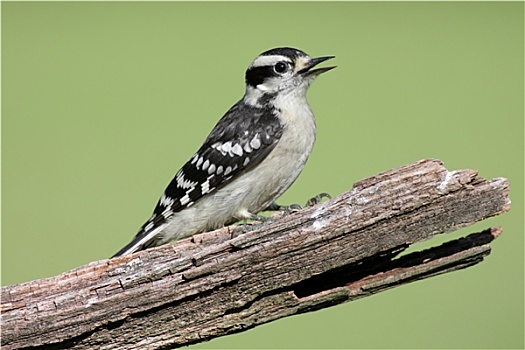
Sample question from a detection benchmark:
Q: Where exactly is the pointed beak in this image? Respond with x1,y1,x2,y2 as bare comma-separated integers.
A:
298,56,336,76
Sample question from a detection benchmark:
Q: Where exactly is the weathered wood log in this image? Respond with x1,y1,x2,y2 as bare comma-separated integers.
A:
1,159,510,349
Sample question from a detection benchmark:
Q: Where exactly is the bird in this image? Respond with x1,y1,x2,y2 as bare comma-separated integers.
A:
111,47,335,257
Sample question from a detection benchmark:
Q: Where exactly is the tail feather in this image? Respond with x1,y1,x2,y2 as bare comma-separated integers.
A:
111,224,166,258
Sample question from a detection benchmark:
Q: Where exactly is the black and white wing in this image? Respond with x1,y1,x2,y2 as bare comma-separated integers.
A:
111,102,283,257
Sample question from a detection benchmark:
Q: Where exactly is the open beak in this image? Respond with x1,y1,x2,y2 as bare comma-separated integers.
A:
298,56,336,76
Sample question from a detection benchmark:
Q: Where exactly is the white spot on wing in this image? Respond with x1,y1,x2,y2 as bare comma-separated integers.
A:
222,141,232,155
196,157,203,169
224,166,232,176
243,157,250,166
202,179,210,194
208,163,216,174
202,159,210,171
231,143,243,157
180,194,191,206
243,143,252,153
176,171,197,189
212,142,227,156
216,165,223,175
250,135,261,149
160,194,175,207
161,208,172,219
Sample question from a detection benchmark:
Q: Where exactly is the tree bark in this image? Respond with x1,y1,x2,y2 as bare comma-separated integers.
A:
1,159,510,350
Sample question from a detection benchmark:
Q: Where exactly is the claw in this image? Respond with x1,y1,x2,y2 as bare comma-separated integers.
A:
285,203,302,214
306,193,331,207
265,202,301,213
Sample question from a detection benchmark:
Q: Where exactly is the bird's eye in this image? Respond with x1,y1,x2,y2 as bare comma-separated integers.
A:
274,62,289,74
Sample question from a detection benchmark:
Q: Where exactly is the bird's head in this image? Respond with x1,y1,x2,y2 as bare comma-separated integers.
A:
244,47,335,104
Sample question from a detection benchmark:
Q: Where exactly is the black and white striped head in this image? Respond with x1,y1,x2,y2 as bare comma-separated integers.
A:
244,47,335,102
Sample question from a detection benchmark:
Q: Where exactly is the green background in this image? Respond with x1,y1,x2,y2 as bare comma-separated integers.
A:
2,2,523,349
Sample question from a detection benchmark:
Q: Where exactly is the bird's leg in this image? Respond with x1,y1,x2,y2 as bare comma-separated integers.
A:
232,194,331,238
265,192,331,214
231,212,275,237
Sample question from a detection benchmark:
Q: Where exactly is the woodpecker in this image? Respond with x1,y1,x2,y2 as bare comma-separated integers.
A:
111,47,335,257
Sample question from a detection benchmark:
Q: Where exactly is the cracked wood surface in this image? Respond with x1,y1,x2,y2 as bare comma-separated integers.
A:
0,159,510,349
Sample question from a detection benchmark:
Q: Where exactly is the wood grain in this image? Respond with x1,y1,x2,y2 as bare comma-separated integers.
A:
1,159,510,349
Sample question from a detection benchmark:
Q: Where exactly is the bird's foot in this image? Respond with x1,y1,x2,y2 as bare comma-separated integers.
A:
230,213,275,237
305,192,331,207
265,193,331,215
231,194,331,238
265,202,302,215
